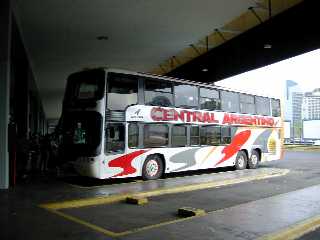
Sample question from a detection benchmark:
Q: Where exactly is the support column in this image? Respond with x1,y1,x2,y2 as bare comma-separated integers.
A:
0,0,11,189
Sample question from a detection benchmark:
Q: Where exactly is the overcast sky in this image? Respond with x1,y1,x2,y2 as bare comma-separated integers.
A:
216,48,320,99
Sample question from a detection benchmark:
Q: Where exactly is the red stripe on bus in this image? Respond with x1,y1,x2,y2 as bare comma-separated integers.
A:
215,130,251,166
109,150,148,177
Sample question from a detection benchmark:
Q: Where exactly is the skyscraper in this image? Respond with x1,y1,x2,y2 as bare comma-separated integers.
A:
302,88,320,120
284,80,303,140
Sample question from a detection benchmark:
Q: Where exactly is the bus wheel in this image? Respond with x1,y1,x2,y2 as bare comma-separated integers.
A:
235,151,247,170
248,150,260,169
142,155,164,180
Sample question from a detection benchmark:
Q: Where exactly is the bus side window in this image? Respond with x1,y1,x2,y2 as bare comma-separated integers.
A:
143,124,169,148
221,91,240,113
107,73,138,111
190,126,200,146
240,94,255,114
105,123,125,153
144,79,173,107
172,125,187,147
128,123,139,148
200,88,221,110
256,96,271,116
221,127,231,144
200,126,221,146
174,84,198,109
271,99,281,117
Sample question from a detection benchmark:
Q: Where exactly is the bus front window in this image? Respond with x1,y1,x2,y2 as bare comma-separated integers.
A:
63,69,105,107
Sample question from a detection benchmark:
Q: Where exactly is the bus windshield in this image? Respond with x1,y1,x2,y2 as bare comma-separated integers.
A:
62,111,103,157
64,69,105,106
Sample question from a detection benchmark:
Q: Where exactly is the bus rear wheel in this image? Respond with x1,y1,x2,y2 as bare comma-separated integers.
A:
248,150,260,169
235,151,248,170
142,155,164,180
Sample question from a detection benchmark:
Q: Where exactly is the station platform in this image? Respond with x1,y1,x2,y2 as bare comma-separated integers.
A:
2,160,320,240
38,167,320,239
118,184,320,240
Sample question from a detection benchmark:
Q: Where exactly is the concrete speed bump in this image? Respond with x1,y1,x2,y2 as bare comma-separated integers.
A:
126,196,148,205
178,207,206,217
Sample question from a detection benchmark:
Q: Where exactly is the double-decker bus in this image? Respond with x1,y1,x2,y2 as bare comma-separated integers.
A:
60,68,283,180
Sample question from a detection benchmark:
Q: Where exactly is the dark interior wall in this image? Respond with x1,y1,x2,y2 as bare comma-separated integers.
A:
167,0,320,83
0,0,11,189
10,15,46,137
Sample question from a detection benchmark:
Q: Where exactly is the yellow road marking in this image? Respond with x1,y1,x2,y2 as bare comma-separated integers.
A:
43,207,207,238
130,169,289,199
41,169,289,210
40,168,290,238
115,212,207,237
258,215,320,240
40,194,131,210
47,209,119,238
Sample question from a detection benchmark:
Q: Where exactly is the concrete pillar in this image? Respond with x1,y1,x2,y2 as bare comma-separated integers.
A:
0,0,11,189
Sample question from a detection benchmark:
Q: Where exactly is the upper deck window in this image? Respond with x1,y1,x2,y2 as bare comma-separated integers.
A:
145,79,173,107
200,88,221,110
240,94,255,114
107,73,138,111
271,99,281,117
174,84,198,109
221,91,240,113
256,96,271,116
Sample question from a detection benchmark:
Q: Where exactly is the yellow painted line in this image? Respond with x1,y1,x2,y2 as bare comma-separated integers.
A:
46,209,119,238
43,206,207,238
115,212,207,237
258,215,320,240
40,193,131,210
40,169,289,210
132,169,289,199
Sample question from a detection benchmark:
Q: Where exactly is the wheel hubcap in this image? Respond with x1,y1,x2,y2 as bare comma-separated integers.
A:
146,160,159,177
238,156,245,168
251,155,258,165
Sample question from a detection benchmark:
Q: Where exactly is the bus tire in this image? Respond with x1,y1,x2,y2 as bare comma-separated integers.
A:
142,155,164,180
235,151,247,170
248,150,260,169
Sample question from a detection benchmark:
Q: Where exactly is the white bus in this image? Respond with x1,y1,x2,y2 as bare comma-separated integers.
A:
60,68,283,180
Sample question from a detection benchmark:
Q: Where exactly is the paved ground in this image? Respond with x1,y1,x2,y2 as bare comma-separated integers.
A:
1,151,320,239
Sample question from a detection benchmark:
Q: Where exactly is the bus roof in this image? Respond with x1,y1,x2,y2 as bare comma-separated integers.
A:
74,67,280,100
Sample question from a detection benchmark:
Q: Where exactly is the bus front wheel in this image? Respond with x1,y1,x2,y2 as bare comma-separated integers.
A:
142,155,164,180
235,151,248,170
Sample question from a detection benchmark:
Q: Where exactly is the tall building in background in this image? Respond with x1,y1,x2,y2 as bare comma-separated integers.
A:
284,80,303,141
302,88,320,141
302,88,320,120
